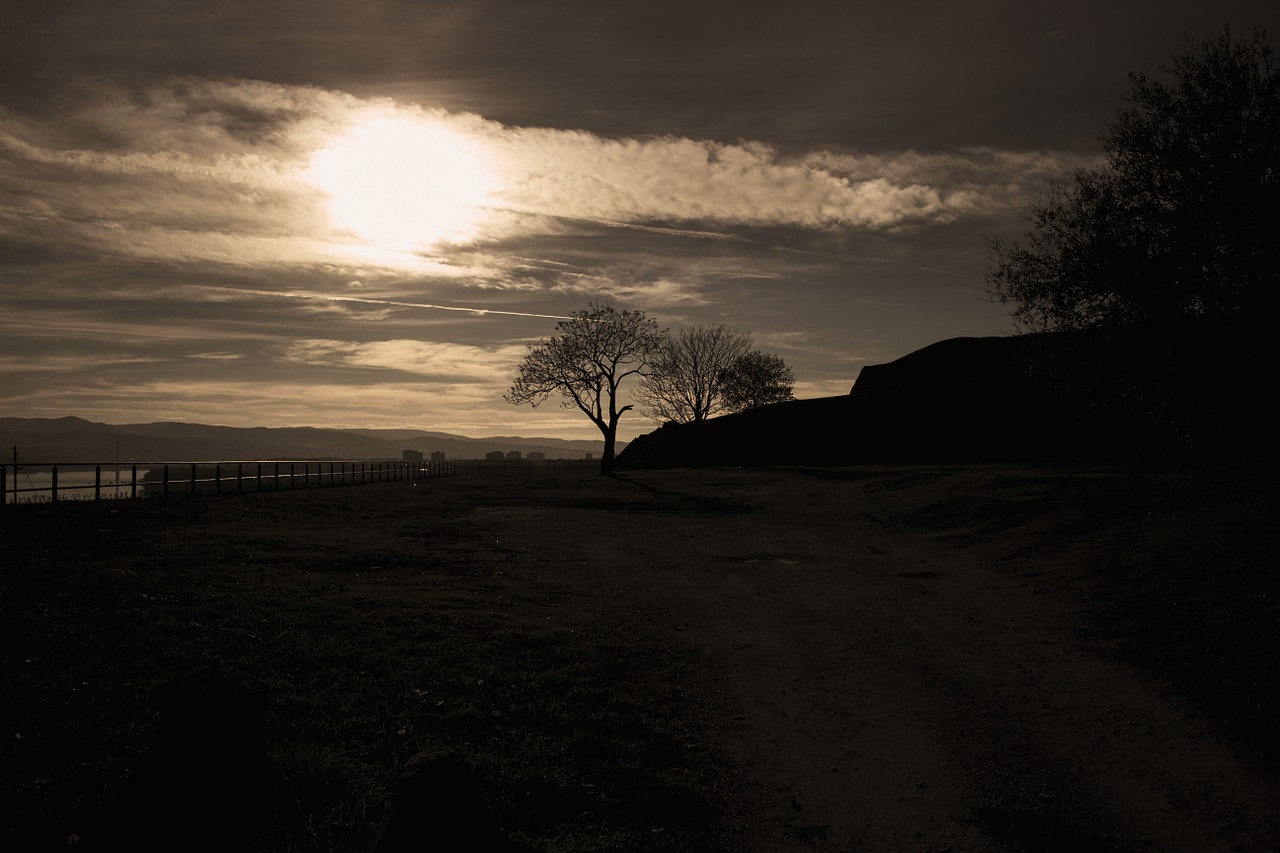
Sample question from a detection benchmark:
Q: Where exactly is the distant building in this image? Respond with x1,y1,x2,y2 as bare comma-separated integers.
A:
505,450,523,460
430,450,446,462
485,450,505,461
526,451,545,461
401,449,423,461
584,452,594,460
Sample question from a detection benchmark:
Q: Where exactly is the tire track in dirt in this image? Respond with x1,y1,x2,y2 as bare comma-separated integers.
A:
491,468,1279,851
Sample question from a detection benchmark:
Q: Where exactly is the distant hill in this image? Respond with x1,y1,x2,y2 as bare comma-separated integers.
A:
616,323,1266,469
0,417,610,463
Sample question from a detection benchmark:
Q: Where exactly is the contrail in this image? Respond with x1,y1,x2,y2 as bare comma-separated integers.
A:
488,205,890,262
193,286,574,320
486,205,747,243
567,215,747,243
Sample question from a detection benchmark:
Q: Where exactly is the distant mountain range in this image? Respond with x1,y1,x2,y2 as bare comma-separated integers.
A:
0,417,610,463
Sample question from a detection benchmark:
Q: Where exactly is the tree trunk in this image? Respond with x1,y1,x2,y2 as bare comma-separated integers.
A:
600,428,617,475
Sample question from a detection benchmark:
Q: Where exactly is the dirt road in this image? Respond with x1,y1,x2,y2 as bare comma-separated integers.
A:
475,466,1279,851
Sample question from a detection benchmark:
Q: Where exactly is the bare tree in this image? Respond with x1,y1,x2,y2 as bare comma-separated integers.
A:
635,324,754,424
505,300,663,473
720,350,795,412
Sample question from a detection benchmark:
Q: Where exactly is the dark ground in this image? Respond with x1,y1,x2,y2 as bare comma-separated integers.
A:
2,462,1276,851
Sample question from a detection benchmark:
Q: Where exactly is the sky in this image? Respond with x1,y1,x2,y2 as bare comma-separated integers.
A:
2,1,1275,442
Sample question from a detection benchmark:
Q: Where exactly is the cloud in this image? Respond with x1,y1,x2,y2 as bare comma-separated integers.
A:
0,353,161,372
484,131,1094,233
1,76,1088,286
280,338,526,381
186,351,246,361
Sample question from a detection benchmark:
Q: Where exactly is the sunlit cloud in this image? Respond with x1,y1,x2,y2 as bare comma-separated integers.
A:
305,109,500,250
187,352,246,361
485,132,1093,233
0,76,1086,283
280,339,526,381
602,278,716,307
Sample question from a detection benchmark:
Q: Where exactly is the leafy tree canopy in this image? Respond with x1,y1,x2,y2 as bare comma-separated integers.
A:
719,350,796,413
987,27,1279,331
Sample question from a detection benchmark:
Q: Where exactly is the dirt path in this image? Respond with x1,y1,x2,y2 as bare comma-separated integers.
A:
480,468,1279,851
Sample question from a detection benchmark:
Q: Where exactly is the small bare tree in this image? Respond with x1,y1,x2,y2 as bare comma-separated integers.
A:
635,324,754,424
505,300,663,473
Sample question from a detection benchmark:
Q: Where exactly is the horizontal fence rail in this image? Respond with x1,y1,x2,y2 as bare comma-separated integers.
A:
1,459,456,506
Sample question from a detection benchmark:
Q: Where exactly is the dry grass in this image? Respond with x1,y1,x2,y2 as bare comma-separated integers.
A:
1,479,748,852
3,463,1276,850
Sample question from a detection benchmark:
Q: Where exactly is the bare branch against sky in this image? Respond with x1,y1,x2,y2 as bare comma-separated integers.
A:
2,2,1274,439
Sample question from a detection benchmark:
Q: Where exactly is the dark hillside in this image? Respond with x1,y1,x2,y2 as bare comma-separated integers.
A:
616,323,1268,469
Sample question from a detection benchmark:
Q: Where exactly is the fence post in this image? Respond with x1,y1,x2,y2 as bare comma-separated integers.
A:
1,465,6,507
190,464,197,496
237,463,243,493
215,463,222,494
51,466,59,502
163,464,170,497
94,465,102,501
131,465,138,500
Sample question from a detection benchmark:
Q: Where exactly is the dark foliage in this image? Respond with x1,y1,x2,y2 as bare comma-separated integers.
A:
718,351,795,413
988,27,1279,331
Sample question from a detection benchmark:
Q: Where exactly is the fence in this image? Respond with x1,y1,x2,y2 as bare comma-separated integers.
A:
0,459,455,507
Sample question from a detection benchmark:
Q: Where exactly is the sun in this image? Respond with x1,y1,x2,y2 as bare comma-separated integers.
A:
305,109,498,251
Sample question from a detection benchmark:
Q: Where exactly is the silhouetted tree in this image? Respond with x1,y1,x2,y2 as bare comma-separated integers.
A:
987,27,1279,331
636,324,754,424
719,350,795,413
505,300,663,473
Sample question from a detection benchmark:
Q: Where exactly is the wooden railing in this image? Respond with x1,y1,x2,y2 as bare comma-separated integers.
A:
0,459,455,506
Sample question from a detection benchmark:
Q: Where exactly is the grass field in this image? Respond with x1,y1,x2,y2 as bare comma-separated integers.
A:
2,463,1277,851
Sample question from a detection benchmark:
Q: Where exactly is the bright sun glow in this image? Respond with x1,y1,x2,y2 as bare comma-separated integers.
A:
306,110,498,251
